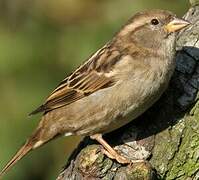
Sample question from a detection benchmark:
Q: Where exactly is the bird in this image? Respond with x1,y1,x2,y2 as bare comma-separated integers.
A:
0,9,190,178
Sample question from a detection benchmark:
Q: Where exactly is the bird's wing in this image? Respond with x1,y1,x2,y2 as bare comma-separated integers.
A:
30,45,121,115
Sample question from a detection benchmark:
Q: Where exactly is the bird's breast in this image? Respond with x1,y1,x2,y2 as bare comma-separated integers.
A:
104,64,173,133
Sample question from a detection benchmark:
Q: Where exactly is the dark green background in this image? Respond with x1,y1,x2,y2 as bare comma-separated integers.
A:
0,0,188,179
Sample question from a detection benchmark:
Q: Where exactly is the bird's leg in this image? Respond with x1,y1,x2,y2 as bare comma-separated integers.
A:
90,134,130,164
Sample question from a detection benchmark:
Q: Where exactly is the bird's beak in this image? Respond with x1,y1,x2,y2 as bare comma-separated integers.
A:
164,18,190,33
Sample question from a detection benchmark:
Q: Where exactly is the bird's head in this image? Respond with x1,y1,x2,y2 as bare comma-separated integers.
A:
117,10,190,49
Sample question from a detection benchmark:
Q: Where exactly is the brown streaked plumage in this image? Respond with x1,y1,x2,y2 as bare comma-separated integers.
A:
0,9,190,178
30,45,118,114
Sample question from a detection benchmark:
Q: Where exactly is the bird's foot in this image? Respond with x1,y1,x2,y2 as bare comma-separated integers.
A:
91,134,145,164
101,148,130,164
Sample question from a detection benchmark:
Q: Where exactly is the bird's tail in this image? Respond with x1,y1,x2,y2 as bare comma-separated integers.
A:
0,141,32,178
0,129,43,178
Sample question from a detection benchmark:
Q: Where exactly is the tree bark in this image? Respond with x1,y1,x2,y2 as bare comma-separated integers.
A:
56,2,199,180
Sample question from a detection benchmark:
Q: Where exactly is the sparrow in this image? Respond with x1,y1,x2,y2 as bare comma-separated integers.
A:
0,9,190,178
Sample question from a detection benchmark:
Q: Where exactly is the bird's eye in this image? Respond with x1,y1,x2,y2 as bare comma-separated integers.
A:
151,19,159,25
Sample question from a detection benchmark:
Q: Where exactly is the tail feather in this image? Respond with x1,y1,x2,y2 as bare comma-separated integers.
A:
0,126,44,179
0,141,33,178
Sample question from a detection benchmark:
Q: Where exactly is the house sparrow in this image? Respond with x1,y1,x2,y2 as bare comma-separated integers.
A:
0,9,190,178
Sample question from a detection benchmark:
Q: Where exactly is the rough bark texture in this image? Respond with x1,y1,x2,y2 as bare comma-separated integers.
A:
56,2,199,180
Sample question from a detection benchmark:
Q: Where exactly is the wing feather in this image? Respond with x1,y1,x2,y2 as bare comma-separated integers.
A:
30,45,119,115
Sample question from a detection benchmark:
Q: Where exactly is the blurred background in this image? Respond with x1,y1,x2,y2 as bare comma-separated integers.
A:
0,0,188,179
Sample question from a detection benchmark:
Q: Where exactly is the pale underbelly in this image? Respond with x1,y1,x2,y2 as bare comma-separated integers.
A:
73,78,168,136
